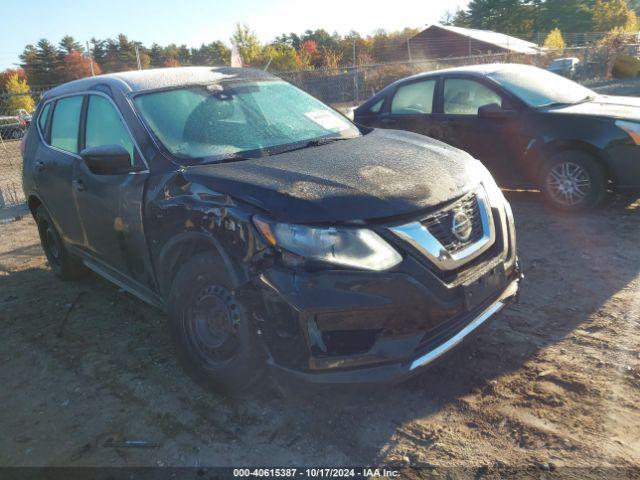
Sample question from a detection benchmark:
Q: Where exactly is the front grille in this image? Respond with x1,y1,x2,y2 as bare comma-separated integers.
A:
421,192,483,254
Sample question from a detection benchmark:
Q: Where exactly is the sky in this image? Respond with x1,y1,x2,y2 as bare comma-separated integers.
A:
0,0,469,70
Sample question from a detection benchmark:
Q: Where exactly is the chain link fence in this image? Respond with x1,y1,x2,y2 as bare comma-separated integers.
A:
1,42,639,217
0,91,45,213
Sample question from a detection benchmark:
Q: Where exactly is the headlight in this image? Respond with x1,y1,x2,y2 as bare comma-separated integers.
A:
616,120,640,145
253,217,402,271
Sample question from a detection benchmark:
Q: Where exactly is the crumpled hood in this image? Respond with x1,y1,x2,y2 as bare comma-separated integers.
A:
544,95,640,121
184,129,480,224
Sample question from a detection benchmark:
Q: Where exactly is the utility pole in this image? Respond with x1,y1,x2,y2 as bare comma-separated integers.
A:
407,38,413,62
352,38,358,103
86,40,95,76
135,45,142,70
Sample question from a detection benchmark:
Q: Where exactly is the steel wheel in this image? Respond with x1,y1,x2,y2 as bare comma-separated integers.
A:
546,161,592,207
183,285,241,366
38,216,63,268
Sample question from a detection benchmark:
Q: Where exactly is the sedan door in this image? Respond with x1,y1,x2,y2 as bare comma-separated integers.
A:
436,76,531,186
72,93,152,288
375,78,442,139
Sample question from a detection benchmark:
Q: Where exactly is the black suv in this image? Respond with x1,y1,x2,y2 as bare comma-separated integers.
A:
23,67,520,393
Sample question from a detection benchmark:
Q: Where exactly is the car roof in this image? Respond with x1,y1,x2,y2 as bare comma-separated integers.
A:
41,66,277,101
383,63,541,90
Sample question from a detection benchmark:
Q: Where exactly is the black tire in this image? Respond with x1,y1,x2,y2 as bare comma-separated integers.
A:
539,151,607,212
35,205,86,280
166,253,265,394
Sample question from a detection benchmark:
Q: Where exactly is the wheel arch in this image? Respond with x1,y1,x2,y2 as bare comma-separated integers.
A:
527,139,612,184
155,232,249,298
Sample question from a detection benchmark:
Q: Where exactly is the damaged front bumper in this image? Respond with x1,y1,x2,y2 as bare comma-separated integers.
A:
250,191,520,385
254,258,521,385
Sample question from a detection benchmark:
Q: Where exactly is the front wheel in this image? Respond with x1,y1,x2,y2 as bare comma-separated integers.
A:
539,151,607,212
166,253,265,394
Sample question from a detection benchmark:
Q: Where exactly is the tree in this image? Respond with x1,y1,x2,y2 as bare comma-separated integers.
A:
62,50,102,81
465,0,537,37
593,0,638,31
58,35,83,55
261,44,301,71
0,68,27,92
599,26,638,77
544,28,567,48
191,41,231,66
231,24,262,66
20,39,61,87
442,7,471,27
4,73,35,113
536,0,596,34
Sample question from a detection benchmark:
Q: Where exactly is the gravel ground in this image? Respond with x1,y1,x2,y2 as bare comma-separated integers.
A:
0,192,639,474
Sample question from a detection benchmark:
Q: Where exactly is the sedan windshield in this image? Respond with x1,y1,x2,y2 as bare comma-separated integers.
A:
134,80,360,164
487,65,595,108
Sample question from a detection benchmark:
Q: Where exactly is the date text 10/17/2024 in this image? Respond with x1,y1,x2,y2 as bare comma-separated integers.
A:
233,468,400,478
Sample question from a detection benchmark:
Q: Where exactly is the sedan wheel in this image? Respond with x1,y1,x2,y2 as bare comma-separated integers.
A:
546,161,591,207
540,151,606,211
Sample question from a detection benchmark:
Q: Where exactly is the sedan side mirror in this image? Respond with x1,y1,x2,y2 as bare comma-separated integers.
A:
478,103,516,119
80,145,132,175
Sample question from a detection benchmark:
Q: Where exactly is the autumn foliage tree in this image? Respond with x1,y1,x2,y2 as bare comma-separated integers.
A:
63,50,102,80
544,28,567,49
3,72,36,113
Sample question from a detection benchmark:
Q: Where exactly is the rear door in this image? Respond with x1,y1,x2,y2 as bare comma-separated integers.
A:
32,95,85,245
375,78,442,139
72,93,151,286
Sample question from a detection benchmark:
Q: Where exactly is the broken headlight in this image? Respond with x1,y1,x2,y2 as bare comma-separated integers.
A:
253,216,402,271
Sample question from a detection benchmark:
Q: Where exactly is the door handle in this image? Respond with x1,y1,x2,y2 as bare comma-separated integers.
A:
380,118,395,124
72,179,86,192
35,161,46,172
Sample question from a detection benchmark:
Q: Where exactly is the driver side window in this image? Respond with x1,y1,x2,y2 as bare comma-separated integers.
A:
443,78,503,115
85,95,138,167
391,79,436,115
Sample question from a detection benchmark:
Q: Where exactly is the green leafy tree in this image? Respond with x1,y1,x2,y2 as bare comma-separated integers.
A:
191,41,231,66
444,7,471,27
231,24,262,66
544,27,567,48
536,0,596,34
261,44,301,71
466,0,537,37
593,0,638,31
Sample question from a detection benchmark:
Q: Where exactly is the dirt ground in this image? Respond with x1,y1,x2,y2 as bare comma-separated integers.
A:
0,191,639,474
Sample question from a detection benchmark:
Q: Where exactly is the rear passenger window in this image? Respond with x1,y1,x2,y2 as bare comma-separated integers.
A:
38,103,51,132
391,80,436,115
85,95,137,166
50,96,83,153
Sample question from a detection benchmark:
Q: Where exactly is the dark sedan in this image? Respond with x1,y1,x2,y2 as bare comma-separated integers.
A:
354,64,640,211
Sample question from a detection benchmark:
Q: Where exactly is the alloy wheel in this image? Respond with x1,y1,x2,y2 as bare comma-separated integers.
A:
546,161,591,206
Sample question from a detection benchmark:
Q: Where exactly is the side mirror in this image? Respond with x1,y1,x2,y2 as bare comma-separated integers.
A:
478,103,516,119
80,145,132,175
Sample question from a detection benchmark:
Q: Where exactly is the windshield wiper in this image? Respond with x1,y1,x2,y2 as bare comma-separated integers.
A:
274,136,353,154
200,149,268,165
